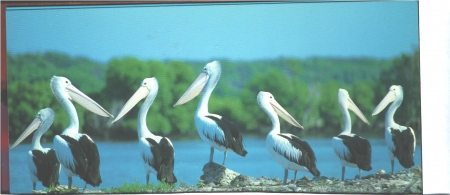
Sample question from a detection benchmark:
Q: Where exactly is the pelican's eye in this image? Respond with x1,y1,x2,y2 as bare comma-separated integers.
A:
65,80,69,84
143,82,147,86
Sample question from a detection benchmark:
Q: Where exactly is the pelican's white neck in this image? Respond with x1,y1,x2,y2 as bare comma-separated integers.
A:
268,113,281,135
31,119,51,150
56,93,79,135
260,104,281,135
339,103,352,135
385,96,403,129
31,131,44,150
137,89,157,138
51,78,79,135
196,73,219,116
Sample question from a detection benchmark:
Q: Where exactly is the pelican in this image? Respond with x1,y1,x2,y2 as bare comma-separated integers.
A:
10,108,60,190
50,76,113,189
257,91,320,185
173,61,247,165
372,85,415,175
112,77,177,185
332,89,372,180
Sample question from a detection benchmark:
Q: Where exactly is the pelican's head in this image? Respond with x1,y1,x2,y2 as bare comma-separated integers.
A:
112,77,159,123
50,75,113,118
173,61,221,107
203,60,222,79
338,89,370,125
372,85,404,116
257,91,303,129
50,76,73,101
10,108,55,150
140,77,159,92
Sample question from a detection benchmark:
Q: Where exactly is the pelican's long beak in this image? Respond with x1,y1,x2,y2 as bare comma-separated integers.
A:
347,97,370,125
112,87,149,123
66,84,114,118
173,72,209,107
10,117,42,150
372,91,395,116
270,99,304,129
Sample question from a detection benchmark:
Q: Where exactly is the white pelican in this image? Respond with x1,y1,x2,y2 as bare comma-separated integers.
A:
10,108,60,190
173,61,247,165
112,77,177,185
332,89,372,180
50,76,114,189
372,85,415,174
257,91,320,185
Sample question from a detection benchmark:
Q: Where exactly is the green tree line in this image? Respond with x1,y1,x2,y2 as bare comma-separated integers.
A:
7,49,420,143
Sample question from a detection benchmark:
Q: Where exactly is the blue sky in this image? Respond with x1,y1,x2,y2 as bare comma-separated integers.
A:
6,1,418,63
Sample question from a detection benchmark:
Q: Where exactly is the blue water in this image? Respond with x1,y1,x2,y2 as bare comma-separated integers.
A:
9,138,422,194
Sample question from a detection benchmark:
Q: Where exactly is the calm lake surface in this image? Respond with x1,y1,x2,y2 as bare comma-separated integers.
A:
9,138,422,194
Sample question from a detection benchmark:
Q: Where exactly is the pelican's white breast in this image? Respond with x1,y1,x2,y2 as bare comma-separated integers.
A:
27,151,39,182
194,115,228,151
332,135,357,168
266,133,304,170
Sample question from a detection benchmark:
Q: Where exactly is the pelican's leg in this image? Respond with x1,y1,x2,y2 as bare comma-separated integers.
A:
391,160,394,175
146,173,150,185
341,167,345,181
209,147,214,163
222,151,227,166
33,182,36,191
68,177,72,189
359,169,362,180
283,169,288,185
82,183,87,192
292,171,298,184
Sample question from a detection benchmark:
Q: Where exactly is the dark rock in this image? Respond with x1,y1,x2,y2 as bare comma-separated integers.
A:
200,162,240,186
300,175,311,181
362,174,375,179
313,176,328,181
230,174,255,187
296,180,308,186
379,173,393,179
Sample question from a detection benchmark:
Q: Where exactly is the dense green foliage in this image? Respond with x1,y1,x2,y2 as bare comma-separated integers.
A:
7,49,421,144
7,52,106,143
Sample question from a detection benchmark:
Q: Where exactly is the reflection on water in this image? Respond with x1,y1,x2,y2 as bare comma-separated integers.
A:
9,138,422,194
